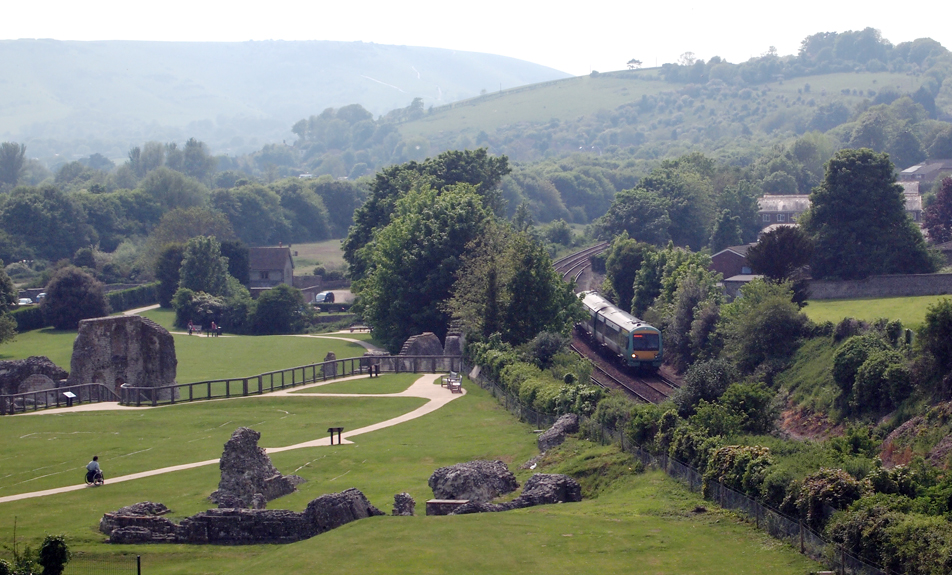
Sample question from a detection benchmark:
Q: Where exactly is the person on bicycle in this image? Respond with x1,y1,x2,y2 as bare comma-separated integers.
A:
86,456,103,483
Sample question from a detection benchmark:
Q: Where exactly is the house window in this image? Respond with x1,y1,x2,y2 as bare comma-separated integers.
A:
742,266,751,274
260,271,270,279
762,214,771,222
778,214,786,222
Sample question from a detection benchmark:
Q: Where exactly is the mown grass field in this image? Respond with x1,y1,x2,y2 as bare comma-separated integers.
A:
804,294,952,331
0,308,377,383
0,378,820,575
289,239,348,270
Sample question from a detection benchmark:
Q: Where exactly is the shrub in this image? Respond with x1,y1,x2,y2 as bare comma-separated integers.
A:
10,305,46,331
790,468,863,529
249,284,309,335
718,381,776,434
41,266,109,330
674,358,738,416
703,445,773,498
853,349,911,413
38,535,71,575
592,392,636,432
626,403,668,448
832,334,888,396
689,400,744,437
522,331,569,369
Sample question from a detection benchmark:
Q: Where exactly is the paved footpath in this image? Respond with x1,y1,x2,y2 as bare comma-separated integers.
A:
0,373,463,504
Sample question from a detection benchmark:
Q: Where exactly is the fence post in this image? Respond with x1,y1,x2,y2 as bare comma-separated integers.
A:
840,545,845,575
137,555,141,575
258,376,263,395
799,520,805,554
243,379,248,396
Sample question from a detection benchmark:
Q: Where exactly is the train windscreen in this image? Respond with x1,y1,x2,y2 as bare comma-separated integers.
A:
631,333,660,350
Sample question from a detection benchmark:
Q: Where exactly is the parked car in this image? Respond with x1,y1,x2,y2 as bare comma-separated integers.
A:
35,292,46,302
18,298,33,306
315,291,335,303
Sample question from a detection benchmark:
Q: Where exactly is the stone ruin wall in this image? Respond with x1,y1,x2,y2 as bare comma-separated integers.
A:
66,315,177,400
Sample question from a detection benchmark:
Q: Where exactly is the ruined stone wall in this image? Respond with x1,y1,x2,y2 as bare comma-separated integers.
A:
66,316,177,398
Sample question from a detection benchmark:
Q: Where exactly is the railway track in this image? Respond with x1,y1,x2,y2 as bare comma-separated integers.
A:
571,336,672,404
553,242,609,283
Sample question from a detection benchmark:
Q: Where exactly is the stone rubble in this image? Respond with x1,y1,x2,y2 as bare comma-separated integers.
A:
209,427,305,508
102,489,384,545
428,460,519,503
537,413,580,451
392,492,415,516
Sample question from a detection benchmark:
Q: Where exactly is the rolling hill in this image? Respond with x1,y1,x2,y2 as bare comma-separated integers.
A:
0,39,571,157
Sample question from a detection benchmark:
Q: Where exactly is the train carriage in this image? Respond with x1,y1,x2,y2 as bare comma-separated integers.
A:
578,291,663,369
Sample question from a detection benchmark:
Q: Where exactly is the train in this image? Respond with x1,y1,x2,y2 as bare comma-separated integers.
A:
577,290,663,370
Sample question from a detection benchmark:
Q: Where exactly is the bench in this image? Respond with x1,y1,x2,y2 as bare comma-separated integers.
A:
188,325,202,335
443,372,462,393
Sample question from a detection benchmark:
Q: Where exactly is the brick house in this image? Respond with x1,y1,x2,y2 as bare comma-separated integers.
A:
709,244,755,278
899,160,952,191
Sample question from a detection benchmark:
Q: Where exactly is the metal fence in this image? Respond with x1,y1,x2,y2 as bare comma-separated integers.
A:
466,362,891,575
1,383,119,415
64,554,140,575
119,355,463,408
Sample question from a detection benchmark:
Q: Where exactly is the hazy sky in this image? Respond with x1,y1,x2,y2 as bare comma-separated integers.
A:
4,1,950,76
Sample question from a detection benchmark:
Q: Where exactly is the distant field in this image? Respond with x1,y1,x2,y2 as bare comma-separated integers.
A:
804,294,952,330
291,239,347,270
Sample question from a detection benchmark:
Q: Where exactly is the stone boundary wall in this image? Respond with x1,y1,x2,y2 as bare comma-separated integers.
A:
808,274,952,300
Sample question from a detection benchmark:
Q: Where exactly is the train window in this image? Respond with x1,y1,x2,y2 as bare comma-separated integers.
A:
631,333,660,350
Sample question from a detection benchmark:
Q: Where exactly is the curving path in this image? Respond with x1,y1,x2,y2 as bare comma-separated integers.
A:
0,373,464,504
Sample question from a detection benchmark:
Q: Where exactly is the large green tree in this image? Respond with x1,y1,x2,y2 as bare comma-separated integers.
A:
42,266,109,330
602,233,653,313
0,185,94,260
800,148,937,280
446,223,582,345
0,142,26,187
0,261,17,346
155,243,185,308
343,148,510,280
596,188,671,245
178,236,229,296
355,183,493,352
923,177,952,244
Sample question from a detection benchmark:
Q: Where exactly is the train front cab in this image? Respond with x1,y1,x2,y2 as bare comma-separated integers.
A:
627,328,662,370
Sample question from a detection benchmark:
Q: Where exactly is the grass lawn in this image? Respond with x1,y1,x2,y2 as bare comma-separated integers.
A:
0,382,820,575
292,373,420,394
804,294,952,331
0,308,372,382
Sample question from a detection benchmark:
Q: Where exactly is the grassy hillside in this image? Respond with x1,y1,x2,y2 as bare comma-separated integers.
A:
396,68,927,162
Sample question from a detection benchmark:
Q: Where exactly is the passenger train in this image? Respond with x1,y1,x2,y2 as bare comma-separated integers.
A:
577,290,663,370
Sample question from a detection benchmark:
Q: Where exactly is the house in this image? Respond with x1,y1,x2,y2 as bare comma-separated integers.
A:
757,195,811,226
709,244,755,278
758,192,923,227
248,246,294,293
899,160,952,191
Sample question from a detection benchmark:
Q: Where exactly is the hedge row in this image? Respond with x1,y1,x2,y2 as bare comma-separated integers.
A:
105,283,158,313
10,305,46,331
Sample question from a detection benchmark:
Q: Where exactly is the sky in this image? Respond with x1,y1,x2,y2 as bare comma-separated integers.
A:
4,1,950,76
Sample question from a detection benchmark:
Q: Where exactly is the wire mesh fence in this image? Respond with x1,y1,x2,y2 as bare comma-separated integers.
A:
465,361,892,575
64,554,140,575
